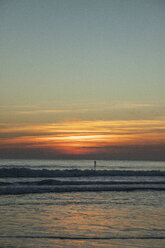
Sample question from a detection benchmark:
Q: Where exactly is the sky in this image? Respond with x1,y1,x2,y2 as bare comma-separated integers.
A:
0,0,165,160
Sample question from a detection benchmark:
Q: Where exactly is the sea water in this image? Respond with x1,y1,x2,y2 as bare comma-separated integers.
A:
0,159,165,248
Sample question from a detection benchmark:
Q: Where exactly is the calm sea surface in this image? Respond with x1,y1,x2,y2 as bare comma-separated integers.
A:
0,159,165,247
0,159,165,171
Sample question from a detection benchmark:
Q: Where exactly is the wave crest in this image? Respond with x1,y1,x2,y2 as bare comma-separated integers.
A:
0,168,165,178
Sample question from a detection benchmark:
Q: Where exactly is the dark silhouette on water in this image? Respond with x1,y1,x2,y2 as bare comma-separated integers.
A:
94,161,96,170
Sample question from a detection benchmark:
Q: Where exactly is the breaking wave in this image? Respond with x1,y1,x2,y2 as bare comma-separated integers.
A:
0,168,165,195
1,167,165,178
1,183,165,195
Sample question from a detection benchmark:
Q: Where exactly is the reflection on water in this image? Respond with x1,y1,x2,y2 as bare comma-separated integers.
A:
1,238,165,248
0,191,165,247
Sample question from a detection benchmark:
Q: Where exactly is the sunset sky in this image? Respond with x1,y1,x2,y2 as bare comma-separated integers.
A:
0,0,165,160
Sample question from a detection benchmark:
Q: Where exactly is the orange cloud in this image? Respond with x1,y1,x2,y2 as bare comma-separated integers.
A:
0,119,164,158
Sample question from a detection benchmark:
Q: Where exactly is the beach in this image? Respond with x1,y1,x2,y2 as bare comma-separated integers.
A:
0,159,165,247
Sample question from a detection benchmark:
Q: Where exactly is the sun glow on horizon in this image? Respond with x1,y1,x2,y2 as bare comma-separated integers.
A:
0,119,165,157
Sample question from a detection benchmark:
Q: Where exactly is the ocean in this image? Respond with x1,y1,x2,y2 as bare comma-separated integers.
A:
0,159,165,248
